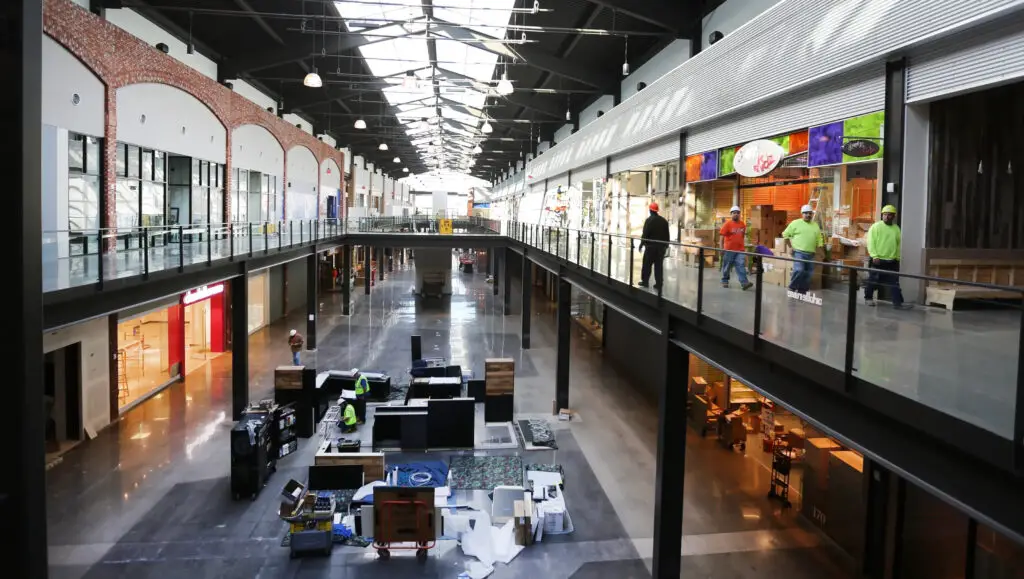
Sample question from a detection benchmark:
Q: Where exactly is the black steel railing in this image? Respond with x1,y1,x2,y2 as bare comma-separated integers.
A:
500,220,1024,448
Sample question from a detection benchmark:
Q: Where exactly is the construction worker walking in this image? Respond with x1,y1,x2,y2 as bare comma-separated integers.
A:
864,205,911,309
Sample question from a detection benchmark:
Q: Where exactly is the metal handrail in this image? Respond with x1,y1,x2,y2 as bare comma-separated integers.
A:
506,222,1024,295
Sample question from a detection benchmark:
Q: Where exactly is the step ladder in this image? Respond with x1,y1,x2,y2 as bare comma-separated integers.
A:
116,349,129,405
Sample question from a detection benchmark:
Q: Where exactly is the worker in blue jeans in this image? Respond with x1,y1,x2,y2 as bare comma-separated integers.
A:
782,204,824,294
719,206,753,290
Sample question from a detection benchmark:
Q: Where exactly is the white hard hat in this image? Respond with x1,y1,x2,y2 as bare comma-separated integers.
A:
351,368,359,374
289,329,297,336
730,206,741,213
800,204,814,213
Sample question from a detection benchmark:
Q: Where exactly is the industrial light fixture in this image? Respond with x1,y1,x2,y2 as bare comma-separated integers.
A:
402,167,409,172
379,142,389,151
187,11,195,54
481,121,493,134
354,118,367,129
622,35,630,77
303,67,323,88
496,71,514,95
473,145,483,154
393,156,400,163
532,0,540,14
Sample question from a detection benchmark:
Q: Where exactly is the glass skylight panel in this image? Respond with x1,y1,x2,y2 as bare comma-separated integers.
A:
335,0,514,174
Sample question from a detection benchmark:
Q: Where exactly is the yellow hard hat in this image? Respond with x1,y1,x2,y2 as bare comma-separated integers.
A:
881,205,897,215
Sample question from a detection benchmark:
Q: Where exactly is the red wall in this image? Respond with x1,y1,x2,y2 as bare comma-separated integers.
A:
167,304,185,376
209,292,225,353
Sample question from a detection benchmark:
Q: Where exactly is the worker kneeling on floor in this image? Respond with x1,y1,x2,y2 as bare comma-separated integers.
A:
340,400,357,433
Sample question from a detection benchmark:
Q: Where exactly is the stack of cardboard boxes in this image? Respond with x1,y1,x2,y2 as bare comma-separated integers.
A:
829,237,868,282
761,232,827,290
747,205,789,248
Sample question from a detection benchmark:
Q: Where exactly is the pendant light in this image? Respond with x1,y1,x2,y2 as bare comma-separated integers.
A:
622,35,630,77
354,118,367,129
393,156,400,163
481,121,493,134
379,143,389,151
402,167,409,173
303,67,323,88
473,145,483,154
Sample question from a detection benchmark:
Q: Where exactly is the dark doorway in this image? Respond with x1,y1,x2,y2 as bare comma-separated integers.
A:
43,343,83,451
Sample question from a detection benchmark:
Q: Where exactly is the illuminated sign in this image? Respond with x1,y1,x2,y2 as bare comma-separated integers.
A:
182,283,224,305
733,140,785,178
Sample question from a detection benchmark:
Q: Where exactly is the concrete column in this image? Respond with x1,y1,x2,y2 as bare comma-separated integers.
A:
521,256,532,349
555,276,571,411
306,253,317,351
652,319,686,579
492,248,499,296
231,274,249,419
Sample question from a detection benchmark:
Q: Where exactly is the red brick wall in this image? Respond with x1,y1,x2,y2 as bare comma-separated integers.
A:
43,0,345,241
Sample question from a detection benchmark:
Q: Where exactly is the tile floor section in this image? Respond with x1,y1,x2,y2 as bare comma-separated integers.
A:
46,257,855,578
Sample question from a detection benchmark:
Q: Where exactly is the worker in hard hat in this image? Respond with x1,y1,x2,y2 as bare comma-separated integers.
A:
638,201,671,290
719,206,753,290
864,205,911,309
352,369,369,399
340,399,358,433
288,329,304,365
782,204,824,294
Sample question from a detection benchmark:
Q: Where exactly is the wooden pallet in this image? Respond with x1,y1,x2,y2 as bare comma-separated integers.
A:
923,249,1024,310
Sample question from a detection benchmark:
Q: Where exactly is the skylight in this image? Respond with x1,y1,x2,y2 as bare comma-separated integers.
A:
335,0,515,175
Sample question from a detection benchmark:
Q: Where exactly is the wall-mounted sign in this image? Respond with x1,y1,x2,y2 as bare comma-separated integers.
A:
841,139,881,157
733,140,785,177
182,283,224,306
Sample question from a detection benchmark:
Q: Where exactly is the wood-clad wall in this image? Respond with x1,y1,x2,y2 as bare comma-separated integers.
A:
927,81,1024,249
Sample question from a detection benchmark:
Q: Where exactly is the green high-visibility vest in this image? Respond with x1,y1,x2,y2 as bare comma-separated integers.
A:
343,403,357,426
355,375,369,396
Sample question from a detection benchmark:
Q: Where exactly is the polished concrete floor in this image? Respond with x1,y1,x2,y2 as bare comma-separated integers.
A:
560,234,1021,439
46,258,854,578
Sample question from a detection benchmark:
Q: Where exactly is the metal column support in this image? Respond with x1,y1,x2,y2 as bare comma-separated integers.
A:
555,276,571,412
364,247,371,295
652,319,686,579
503,248,512,315
231,274,249,419
8,0,47,573
492,248,499,296
306,253,317,351
521,255,532,349
342,245,351,316
882,58,907,214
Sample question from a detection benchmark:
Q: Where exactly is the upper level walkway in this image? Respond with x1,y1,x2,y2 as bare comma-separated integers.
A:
42,217,501,293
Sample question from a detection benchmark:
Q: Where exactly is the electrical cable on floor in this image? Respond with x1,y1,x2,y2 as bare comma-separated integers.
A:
410,472,433,486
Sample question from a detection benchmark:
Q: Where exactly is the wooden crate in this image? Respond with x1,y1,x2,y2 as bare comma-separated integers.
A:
922,249,1024,310
275,366,304,390
485,358,515,395
313,450,385,482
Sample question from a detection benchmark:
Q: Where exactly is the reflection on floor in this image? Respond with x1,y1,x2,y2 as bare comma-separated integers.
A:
46,261,854,579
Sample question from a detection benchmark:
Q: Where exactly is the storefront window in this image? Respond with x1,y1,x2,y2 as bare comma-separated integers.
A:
117,308,173,410
68,133,101,235
247,272,267,333
116,143,168,231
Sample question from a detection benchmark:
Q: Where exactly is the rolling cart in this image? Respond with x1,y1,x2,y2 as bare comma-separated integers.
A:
372,487,436,562
768,445,792,508
281,490,336,558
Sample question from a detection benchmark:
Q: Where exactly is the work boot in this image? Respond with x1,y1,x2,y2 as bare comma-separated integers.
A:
741,282,753,291
721,282,729,288
638,281,649,288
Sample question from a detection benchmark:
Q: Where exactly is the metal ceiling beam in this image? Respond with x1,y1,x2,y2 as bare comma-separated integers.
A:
232,0,285,46
431,22,613,89
226,20,420,74
582,0,689,32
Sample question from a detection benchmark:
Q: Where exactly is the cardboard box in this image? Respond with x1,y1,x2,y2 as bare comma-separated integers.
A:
514,497,534,546
763,267,788,287
769,210,788,233
773,238,788,256
749,205,774,229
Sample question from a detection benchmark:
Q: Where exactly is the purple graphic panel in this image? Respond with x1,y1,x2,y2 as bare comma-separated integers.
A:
808,121,844,166
700,150,718,181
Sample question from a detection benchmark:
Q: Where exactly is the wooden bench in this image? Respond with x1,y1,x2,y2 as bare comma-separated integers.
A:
922,249,1024,310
